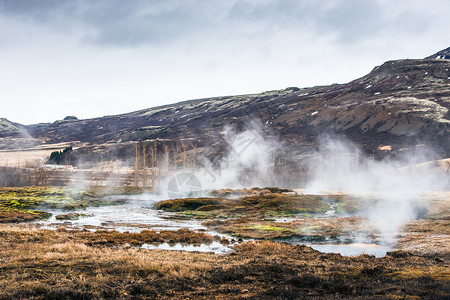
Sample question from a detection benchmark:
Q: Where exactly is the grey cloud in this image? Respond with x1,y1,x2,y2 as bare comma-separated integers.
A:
227,0,394,44
0,0,223,46
0,0,447,47
80,1,196,45
392,10,431,36
0,0,75,22
316,0,385,43
0,0,63,14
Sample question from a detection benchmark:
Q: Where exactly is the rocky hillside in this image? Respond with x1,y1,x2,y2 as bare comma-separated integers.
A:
1,49,449,158
426,47,450,59
0,118,21,136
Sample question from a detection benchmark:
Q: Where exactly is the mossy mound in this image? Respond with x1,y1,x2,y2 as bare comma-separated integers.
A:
209,186,295,197
238,193,328,214
154,198,232,211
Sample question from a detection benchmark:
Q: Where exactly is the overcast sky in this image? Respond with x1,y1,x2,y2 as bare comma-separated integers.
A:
1,0,449,125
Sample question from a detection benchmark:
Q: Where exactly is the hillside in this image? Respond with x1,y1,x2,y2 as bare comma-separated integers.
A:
1,50,449,158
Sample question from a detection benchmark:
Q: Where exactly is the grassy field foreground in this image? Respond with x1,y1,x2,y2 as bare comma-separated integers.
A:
0,224,449,299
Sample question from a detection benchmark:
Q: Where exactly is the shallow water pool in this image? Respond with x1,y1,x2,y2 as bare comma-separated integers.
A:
308,243,391,258
141,241,234,254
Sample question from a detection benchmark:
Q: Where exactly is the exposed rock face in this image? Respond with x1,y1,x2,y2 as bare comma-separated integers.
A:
1,51,450,157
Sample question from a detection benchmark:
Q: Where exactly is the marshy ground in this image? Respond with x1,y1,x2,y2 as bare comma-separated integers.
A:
0,186,448,298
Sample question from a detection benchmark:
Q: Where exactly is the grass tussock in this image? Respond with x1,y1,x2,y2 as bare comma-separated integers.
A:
153,197,232,211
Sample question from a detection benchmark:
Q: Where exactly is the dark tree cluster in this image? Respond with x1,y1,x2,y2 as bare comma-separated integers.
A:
48,147,73,165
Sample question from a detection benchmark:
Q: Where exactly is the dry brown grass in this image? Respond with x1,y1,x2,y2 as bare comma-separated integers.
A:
0,224,449,299
0,207,50,223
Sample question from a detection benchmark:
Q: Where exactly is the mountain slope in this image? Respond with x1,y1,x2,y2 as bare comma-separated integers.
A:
425,47,450,59
2,50,450,157
0,118,21,136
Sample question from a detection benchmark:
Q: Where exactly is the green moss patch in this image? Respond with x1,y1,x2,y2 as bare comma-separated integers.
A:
0,187,127,223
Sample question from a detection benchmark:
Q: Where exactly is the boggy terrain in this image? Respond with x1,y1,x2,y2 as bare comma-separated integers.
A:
0,225,449,299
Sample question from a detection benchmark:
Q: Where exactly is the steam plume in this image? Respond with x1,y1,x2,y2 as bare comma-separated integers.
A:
305,135,448,244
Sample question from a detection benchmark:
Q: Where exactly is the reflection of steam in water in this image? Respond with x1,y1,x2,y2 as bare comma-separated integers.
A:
309,243,391,258
142,241,233,255
40,205,203,232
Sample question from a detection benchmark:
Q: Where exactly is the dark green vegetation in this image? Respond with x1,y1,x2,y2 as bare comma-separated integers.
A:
0,226,448,299
48,146,73,165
